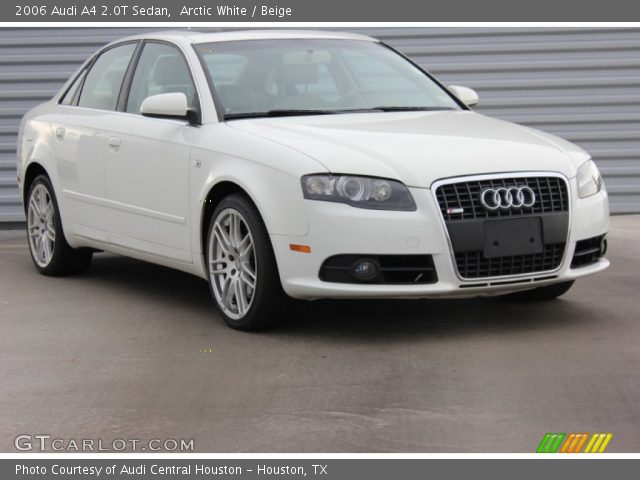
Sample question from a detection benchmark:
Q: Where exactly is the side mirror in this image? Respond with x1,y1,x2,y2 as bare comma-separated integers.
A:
449,85,479,107
140,93,197,122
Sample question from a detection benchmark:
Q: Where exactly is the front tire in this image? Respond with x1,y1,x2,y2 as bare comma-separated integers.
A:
206,194,288,331
501,280,574,301
26,174,92,276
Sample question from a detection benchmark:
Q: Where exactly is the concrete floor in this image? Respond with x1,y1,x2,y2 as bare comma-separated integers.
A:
1,216,639,453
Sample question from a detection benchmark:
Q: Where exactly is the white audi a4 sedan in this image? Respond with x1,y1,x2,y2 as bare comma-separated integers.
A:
17,30,609,330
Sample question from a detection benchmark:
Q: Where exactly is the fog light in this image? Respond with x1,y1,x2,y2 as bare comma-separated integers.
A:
600,236,608,257
350,258,379,282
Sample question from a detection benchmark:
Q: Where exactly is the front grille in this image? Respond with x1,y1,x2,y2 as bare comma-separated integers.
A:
436,176,568,221
571,235,606,268
320,255,437,284
435,175,570,279
455,243,565,279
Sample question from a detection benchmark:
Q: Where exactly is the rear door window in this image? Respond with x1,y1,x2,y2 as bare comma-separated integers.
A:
78,43,137,111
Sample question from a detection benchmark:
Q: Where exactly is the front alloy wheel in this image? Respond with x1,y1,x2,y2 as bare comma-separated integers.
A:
209,208,257,320
206,194,288,330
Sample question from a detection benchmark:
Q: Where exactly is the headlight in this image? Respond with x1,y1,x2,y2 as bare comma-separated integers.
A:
577,160,604,199
301,174,416,211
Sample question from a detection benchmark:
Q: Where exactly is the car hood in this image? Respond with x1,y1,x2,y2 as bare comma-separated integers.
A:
227,111,589,188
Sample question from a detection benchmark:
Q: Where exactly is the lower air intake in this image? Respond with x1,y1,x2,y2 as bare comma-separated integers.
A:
320,255,437,284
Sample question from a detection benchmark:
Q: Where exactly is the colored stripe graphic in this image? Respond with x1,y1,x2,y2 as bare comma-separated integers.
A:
537,432,613,453
573,433,590,453
560,433,589,453
560,434,575,453
584,433,613,453
537,433,566,453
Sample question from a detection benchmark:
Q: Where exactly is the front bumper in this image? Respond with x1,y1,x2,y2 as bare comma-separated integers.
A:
271,175,609,300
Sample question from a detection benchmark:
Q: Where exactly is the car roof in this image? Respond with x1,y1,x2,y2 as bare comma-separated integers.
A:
114,29,376,46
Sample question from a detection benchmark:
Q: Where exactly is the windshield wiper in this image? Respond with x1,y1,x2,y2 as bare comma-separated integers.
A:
224,106,455,120
225,109,342,120
368,106,455,112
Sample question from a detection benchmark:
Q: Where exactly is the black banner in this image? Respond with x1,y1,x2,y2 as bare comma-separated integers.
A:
3,459,640,480
4,0,640,22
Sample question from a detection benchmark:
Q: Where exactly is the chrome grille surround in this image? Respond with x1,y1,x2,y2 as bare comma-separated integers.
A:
431,172,572,282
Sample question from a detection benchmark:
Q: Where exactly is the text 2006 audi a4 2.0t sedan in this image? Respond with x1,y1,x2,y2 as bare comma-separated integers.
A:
17,30,609,330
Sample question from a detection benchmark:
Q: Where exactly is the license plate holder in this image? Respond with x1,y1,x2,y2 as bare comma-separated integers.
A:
483,217,544,259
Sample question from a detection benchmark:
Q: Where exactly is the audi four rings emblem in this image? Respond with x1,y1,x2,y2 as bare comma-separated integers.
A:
480,186,537,210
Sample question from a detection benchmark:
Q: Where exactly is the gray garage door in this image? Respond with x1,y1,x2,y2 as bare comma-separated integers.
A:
1,27,639,222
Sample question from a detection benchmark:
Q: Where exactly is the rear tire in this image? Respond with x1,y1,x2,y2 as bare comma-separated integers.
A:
205,194,289,331
26,174,92,276
501,280,574,301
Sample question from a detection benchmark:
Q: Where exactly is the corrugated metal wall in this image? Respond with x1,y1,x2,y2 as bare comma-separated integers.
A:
1,27,639,222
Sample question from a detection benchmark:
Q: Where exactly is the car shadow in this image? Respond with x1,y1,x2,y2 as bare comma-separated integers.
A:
81,253,598,343
282,295,596,343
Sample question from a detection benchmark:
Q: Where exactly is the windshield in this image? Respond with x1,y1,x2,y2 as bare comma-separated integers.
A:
194,39,462,119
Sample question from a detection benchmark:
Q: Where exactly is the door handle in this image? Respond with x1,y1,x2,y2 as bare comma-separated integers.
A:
55,127,65,139
107,137,121,150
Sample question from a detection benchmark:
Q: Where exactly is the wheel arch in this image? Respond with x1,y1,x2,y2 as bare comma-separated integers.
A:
199,180,264,261
22,162,49,211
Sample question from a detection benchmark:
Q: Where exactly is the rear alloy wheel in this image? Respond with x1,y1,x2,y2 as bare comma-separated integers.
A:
206,194,288,330
26,175,92,276
27,183,56,268
501,280,575,301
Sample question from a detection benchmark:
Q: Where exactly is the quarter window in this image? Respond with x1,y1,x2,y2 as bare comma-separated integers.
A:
126,43,196,114
77,43,136,111
60,69,87,106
